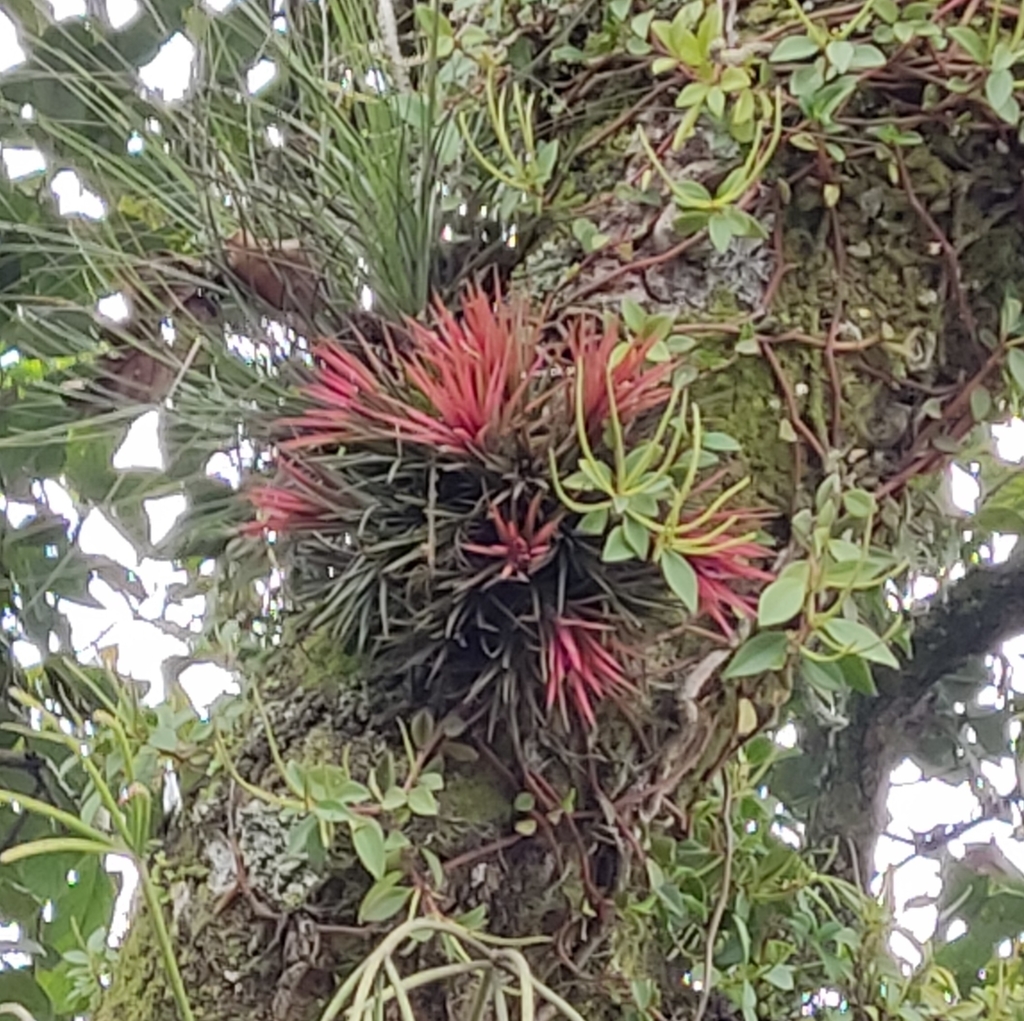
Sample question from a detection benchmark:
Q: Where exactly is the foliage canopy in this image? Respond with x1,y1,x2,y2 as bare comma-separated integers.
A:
1,0,1024,1018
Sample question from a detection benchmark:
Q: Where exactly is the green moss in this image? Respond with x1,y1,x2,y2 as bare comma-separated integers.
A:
94,901,176,1021
440,766,512,829
688,342,794,507
706,284,742,318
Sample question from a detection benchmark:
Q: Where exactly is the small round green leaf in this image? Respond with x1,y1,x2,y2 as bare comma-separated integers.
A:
821,618,898,668
1007,348,1024,392
842,489,876,519
407,785,439,816
769,35,821,62
661,549,699,613
603,524,636,562
352,819,387,880
358,875,413,923
723,632,788,678
986,69,1014,114
757,562,809,627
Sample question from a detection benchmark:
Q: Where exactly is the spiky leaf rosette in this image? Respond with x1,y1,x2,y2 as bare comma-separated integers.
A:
246,287,772,727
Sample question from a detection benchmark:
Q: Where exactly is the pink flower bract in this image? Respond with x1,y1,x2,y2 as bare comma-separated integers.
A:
568,317,675,432
463,494,561,581
281,287,540,454
545,615,635,727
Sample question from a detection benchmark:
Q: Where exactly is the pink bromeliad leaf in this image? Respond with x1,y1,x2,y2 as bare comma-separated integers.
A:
280,287,541,454
567,316,675,433
544,615,635,727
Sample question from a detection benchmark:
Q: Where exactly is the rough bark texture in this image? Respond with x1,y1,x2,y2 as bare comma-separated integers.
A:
808,546,1024,885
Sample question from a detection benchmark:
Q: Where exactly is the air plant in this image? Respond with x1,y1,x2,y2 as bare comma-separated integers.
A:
566,313,675,431
551,353,773,631
245,285,773,730
244,457,349,536
462,494,562,582
544,615,635,728
279,287,542,454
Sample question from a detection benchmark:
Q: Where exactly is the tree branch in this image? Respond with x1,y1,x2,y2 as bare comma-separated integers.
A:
807,546,1024,887
889,544,1024,705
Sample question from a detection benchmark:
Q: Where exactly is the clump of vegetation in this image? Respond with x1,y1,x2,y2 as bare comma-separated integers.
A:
2,0,1024,1019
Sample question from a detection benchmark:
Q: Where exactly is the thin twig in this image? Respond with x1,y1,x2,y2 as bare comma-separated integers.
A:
693,772,734,1021
444,834,525,873
759,341,828,463
825,207,848,448
895,148,976,341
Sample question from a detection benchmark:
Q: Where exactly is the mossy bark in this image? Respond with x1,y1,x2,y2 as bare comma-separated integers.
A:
95,54,1024,1021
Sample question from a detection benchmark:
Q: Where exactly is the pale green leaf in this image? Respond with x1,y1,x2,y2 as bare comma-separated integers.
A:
765,963,795,991
407,785,439,816
358,875,413,923
825,39,854,74
769,35,821,62
577,506,610,535
623,513,651,558
842,489,876,518
757,561,809,627
946,26,987,63
986,69,1014,113
1007,348,1024,392
603,524,637,562
723,633,788,678
352,819,387,880
661,549,699,613
822,618,898,668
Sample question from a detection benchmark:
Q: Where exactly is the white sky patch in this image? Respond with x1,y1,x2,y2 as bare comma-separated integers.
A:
206,451,241,488
775,722,797,748
105,0,139,28
42,478,79,531
1,146,46,179
887,779,978,843
5,500,36,527
246,59,277,94
980,757,1018,796
51,169,106,219
179,662,238,713
948,463,979,514
105,855,138,945
990,532,1018,563
945,917,968,942
79,509,139,569
145,494,186,545
113,410,163,470
0,12,26,73
1001,635,1024,693
139,33,195,102
165,594,205,630
910,574,938,601
994,418,1024,461
48,0,87,17
97,292,131,322
12,639,41,667
890,758,923,785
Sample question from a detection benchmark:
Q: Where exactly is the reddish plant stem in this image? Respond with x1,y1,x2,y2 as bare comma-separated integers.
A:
443,834,524,873
826,205,849,448
758,194,795,316
876,347,1003,498
896,147,977,342
759,340,829,464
